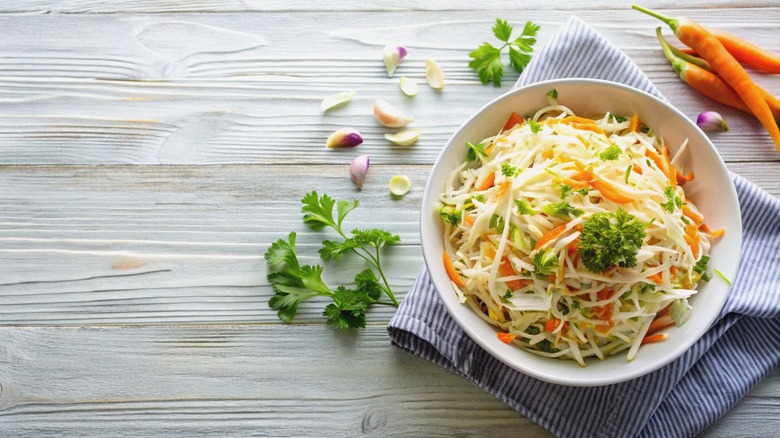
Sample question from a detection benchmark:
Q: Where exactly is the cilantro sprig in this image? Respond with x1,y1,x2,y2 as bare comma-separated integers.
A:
468,19,540,87
265,191,400,328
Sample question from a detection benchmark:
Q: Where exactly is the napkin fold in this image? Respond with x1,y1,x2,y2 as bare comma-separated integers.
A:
388,17,780,438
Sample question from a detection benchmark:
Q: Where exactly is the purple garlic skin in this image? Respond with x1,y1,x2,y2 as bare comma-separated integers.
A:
326,128,363,148
383,45,407,77
350,154,370,189
696,111,728,132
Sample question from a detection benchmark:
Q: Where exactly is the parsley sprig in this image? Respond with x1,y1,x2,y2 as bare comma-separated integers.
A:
265,191,400,328
578,208,646,274
468,19,540,87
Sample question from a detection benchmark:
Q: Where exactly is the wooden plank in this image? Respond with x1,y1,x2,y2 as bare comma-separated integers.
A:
0,325,776,437
0,0,773,13
0,325,552,437
0,10,776,164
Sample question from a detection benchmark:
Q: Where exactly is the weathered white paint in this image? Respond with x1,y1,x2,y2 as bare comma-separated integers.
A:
0,1,777,436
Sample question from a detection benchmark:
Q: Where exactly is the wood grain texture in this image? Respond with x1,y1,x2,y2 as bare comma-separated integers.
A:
0,325,776,437
0,9,777,164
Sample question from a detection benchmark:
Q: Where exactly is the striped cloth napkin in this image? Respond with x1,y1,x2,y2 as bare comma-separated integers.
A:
388,17,780,438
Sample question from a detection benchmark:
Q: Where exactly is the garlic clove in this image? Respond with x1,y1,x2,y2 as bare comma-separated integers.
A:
383,45,407,77
373,99,413,128
320,91,355,112
425,59,445,90
389,174,411,196
384,129,420,146
350,154,370,189
696,111,728,132
326,128,363,148
399,77,419,97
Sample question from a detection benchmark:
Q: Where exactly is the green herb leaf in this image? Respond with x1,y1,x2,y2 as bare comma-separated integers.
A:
662,186,682,213
693,255,713,282
501,162,519,177
599,144,622,161
546,88,558,100
515,198,538,215
439,205,462,226
469,19,540,86
528,120,542,133
533,248,559,276
466,141,488,161
542,200,584,218
578,208,646,273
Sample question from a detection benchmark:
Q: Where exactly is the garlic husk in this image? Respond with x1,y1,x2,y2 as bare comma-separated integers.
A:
385,129,420,146
389,174,411,196
399,77,419,97
383,45,407,77
425,59,445,90
373,99,413,128
350,154,370,189
321,91,355,112
696,111,728,131
326,128,363,148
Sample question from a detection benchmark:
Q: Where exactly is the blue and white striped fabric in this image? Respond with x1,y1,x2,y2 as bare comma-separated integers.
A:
387,17,780,438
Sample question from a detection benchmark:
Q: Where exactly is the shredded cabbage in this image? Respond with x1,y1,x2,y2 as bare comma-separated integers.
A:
439,97,714,366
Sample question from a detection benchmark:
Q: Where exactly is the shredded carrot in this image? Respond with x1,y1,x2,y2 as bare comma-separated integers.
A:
647,272,664,284
463,215,475,226
641,333,669,345
497,332,517,344
567,237,580,257
629,114,640,132
443,250,465,288
590,178,634,204
495,180,512,197
633,163,643,175
562,178,590,189
545,318,560,333
477,171,496,191
648,315,675,335
676,170,695,186
685,223,700,259
682,205,703,226
499,257,528,290
709,228,726,239
699,223,712,233
502,112,525,132
661,146,677,187
534,223,569,251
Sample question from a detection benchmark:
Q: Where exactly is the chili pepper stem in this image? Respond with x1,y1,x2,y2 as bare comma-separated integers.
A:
633,5,680,33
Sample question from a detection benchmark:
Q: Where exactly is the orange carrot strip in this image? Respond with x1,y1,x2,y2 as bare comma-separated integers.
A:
641,333,669,345
477,171,496,191
633,164,644,175
676,170,695,186
682,205,703,226
499,257,527,290
629,114,640,132
463,215,475,226
562,178,590,189
648,314,675,335
534,223,569,251
591,178,634,204
647,272,664,284
443,251,465,288
497,332,517,344
545,318,559,333
495,180,512,197
661,147,677,187
699,223,712,233
503,112,525,132
709,228,726,239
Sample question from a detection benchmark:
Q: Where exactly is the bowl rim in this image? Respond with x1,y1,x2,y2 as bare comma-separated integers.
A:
419,77,742,386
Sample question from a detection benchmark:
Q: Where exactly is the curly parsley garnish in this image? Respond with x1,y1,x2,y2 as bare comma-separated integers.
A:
468,19,540,87
578,208,646,274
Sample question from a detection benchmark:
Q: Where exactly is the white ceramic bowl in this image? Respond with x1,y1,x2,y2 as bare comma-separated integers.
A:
420,79,742,386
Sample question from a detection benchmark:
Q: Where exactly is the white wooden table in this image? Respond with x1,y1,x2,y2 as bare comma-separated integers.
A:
1,1,778,436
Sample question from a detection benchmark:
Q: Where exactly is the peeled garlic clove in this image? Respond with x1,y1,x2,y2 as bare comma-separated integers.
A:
425,59,444,90
321,91,355,112
326,128,363,148
350,154,370,189
696,111,728,131
383,45,407,77
399,77,419,97
373,99,413,128
389,174,411,196
385,129,420,146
